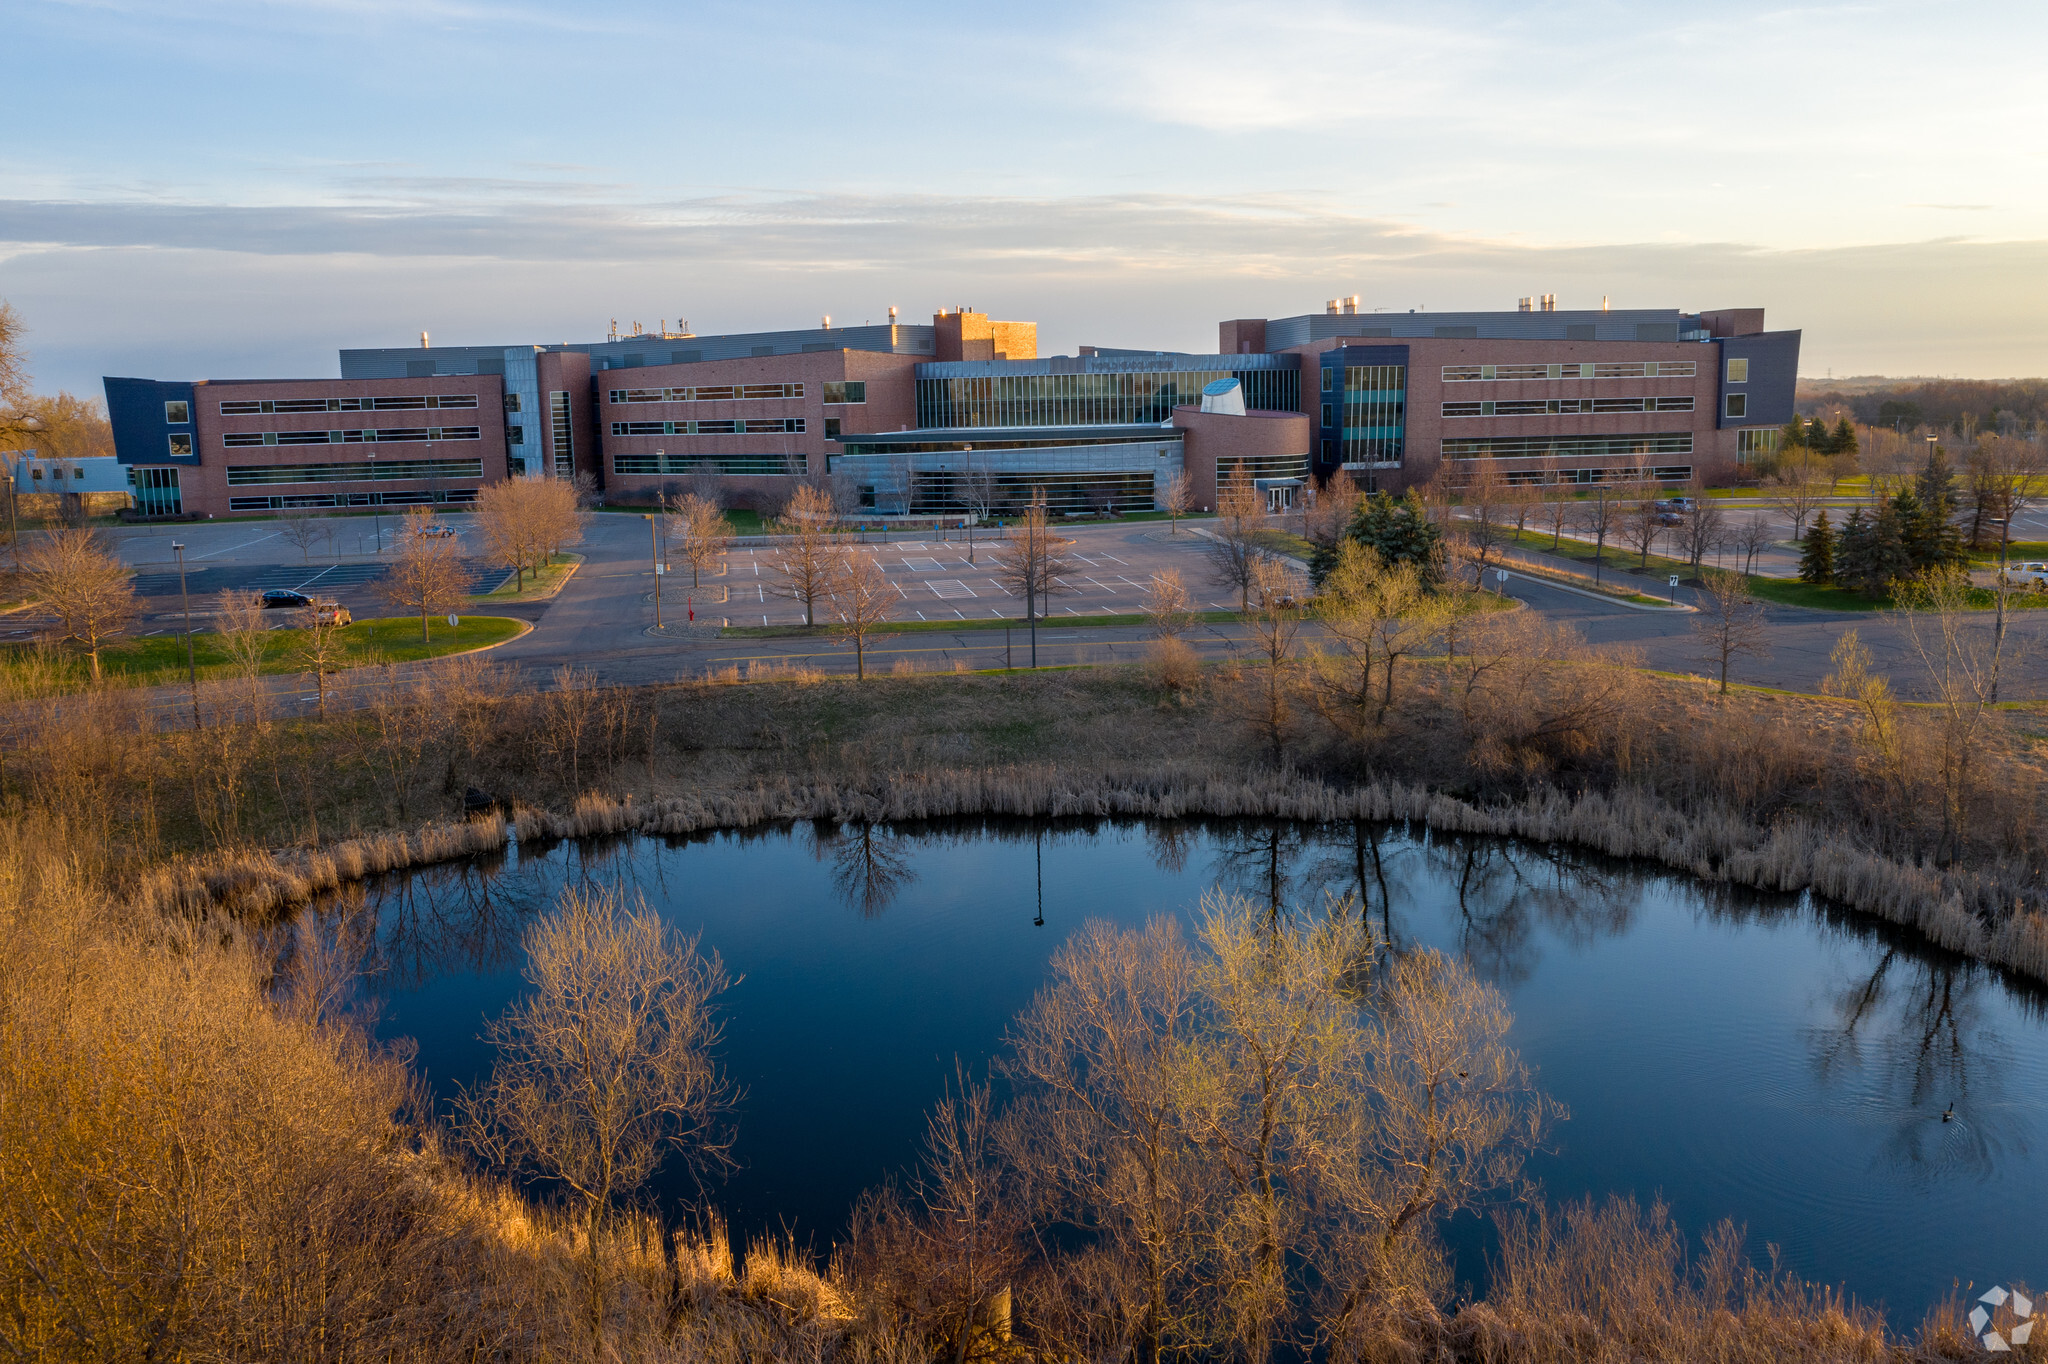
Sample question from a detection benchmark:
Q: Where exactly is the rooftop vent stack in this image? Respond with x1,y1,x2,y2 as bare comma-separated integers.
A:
888,306,898,322
1346,294,1361,314
1518,297,1532,312
822,315,831,329
1541,294,1557,312
1325,299,1340,315
1602,296,1610,312
420,330,429,348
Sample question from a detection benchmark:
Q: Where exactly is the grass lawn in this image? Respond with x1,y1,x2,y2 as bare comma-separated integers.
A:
29,616,526,689
472,553,581,600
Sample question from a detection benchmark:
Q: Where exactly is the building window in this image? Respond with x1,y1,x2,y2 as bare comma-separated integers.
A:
1442,360,1697,382
914,368,1298,428
549,392,574,476
612,452,796,476
1442,395,1694,417
507,425,524,445
1320,404,1334,427
222,425,480,447
164,400,190,423
1737,428,1780,460
225,457,485,485
1340,365,1407,465
824,418,842,439
135,466,182,515
823,381,866,404
608,383,804,404
167,433,193,457
609,418,804,437
219,394,477,415
1321,368,1335,393
1724,394,1747,419
505,393,521,413
1726,358,1749,383
1441,432,1695,460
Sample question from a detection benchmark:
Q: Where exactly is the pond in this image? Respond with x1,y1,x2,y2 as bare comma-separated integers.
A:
355,818,2048,1328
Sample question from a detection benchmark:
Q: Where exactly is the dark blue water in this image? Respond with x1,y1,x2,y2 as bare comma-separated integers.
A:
357,819,2048,1326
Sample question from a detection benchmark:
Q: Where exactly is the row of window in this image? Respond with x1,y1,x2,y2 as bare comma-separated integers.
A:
1441,433,1695,460
1324,365,1408,466
1442,396,1695,417
917,370,1300,428
549,393,575,477
216,394,478,416
220,426,481,448
611,419,805,437
1495,465,1694,486
612,453,799,476
1438,361,1697,382
227,488,481,512
607,383,810,404
223,458,486,486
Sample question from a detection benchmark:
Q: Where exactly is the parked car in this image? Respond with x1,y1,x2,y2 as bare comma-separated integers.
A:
1657,497,1697,514
415,524,459,538
311,600,352,626
1655,511,1685,526
1998,561,2048,589
261,589,312,609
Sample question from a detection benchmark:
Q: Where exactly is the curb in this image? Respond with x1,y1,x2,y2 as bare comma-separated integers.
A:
1503,569,1692,612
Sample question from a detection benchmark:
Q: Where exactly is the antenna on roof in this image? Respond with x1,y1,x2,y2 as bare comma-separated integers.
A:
420,330,429,348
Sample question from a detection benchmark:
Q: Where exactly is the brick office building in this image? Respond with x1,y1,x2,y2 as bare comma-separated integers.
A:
104,300,1796,519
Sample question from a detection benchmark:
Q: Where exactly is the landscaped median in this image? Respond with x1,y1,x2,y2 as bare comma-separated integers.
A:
23,615,528,690
472,553,582,602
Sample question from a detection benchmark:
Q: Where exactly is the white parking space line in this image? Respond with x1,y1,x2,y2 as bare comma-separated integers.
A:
192,531,283,559
1084,576,1117,593
983,579,1013,595
928,579,977,600
1099,553,1131,565
902,557,943,572
1070,553,1100,566
1117,576,1148,589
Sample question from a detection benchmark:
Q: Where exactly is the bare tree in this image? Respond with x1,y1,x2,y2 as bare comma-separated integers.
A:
472,479,544,592
1618,497,1664,571
1205,470,1268,611
292,602,349,718
1158,470,1192,534
687,459,726,509
1144,567,1195,642
770,483,839,626
1767,448,1828,541
1677,497,1726,579
829,546,893,679
277,511,324,564
1576,490,1617,582
211,588,272,713
990,494,1078,666
1457,462,1514,585
1309,541,1451,732
666,493,732,589
22,528,137,681
1238,557,1301,760
377,510,469,642
1691,569,1769,694
457,886,736,1347
1732,513,1773,576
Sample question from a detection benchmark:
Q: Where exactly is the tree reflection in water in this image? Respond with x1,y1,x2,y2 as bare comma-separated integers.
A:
1807,922,2041,1181
353,845,547,993
814,822,917,919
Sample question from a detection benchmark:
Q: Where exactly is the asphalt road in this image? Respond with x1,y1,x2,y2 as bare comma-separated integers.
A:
86,510,2048,709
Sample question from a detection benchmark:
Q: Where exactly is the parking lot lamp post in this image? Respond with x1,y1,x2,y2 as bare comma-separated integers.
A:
368,449,381,552
172,541,199,728
964,444,975,565
646,514,662,628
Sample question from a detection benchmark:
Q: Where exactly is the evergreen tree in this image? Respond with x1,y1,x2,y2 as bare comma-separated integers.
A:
1808,416,1831,449
1831,417,1858,461
1865,500,1913,594
1835,508,1874,593
1779,417,1809,452
1327,488,1444,585
1904,456,1967,571
1798,509,1836,583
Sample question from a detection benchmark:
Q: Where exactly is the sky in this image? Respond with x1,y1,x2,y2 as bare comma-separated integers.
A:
3,0,2046,394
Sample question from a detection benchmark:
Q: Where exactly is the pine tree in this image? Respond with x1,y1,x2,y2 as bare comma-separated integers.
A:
1808,416,1831,450
1341,489,1444,583
1779,418,1808,452
1798,509,1836,583
1902,459,1966,571
1865,500,1913,595
1835,508,1874,593
1831,417,1858,461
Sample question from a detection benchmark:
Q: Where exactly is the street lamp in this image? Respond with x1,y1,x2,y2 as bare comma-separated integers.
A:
367,448,381,552
644,514,663,628
172,541,199,728
964,443,976,565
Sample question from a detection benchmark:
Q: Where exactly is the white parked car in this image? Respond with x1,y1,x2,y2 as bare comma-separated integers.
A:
1998,561,2048,588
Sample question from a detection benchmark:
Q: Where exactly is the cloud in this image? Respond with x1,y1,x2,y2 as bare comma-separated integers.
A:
1907,203,1994,211
3,189,2046,389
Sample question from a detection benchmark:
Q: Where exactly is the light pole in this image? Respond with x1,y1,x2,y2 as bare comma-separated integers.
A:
964,443,976,565
367,448,381,552
172,541,199,728
646,514,662,628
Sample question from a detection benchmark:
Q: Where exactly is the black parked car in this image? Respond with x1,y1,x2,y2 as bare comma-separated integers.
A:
261,589,312,609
